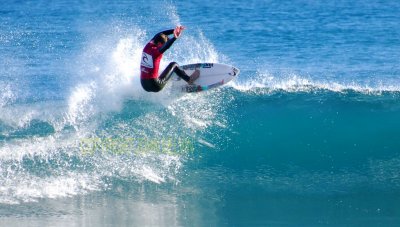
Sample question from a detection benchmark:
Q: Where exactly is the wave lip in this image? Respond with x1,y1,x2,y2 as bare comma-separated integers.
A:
231,73,400,95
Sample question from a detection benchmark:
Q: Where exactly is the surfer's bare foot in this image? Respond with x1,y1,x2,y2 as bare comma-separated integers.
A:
188,69,200,85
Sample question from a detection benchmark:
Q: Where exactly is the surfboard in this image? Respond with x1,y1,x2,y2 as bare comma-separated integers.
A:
171,63,240,93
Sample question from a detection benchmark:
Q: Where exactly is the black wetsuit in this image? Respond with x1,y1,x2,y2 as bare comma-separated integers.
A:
140,29,190,92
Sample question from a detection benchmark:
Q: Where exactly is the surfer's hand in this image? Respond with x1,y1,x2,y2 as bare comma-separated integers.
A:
174,25,185,38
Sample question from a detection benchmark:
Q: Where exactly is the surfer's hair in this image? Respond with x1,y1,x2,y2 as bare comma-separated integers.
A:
154,33,168,45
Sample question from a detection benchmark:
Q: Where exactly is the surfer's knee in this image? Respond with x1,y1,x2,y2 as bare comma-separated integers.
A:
169,62,178,67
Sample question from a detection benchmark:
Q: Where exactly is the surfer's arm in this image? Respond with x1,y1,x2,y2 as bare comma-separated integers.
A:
151,29,174,40
150,29,176,54
161,29,175,36
159,36,176,53
155,26,185,53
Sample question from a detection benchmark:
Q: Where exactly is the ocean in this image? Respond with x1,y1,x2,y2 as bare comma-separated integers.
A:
1,0,400,226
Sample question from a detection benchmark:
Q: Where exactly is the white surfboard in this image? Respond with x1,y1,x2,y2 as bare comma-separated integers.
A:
171,63,240,93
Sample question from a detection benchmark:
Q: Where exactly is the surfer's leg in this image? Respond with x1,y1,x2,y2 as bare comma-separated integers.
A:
172,64,200,84
159,62,200,85
139,63,181,92
141,79,162,92
159,62,191,83
187,69,200,84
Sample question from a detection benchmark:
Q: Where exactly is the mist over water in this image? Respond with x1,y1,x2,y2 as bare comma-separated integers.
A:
1,0,400,226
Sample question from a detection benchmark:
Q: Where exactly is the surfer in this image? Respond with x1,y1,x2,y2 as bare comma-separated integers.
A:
140,25,199,92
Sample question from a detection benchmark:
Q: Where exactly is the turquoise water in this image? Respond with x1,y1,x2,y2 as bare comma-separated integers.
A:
1,0,400,226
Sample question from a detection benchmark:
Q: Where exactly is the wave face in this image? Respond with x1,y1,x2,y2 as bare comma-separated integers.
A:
1,0,400,226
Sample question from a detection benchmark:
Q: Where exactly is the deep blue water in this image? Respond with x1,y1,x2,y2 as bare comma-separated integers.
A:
1,0,400,226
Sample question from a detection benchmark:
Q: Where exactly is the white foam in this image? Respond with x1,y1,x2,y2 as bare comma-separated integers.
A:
139,165,165,184
0,17,225,204
166,5,181,26
0,172,101,204
0,131,81,161
0,55,22,107
198,138,216,148
66,82,96,128
165,31,220,65
231,70,400,94
0,83,15,108
0,130,184,204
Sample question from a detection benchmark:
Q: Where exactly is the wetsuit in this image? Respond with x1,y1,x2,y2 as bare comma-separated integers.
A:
140,29,190,92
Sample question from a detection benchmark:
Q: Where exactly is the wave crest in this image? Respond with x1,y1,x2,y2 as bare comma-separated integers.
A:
231,71,400,95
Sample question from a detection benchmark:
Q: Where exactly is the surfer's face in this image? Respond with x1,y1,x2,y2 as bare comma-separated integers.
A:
161,37,168,45
154,33,168,47
159,41,168,48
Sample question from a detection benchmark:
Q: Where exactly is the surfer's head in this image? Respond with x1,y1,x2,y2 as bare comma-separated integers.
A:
154,33,168,46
